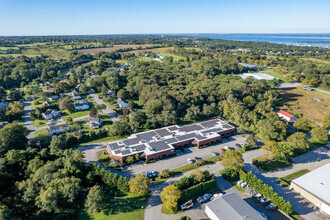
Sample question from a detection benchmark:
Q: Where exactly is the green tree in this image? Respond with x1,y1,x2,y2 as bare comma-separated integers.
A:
100,85,108,98
221,150,244,172
160,185,181,213
190,169,205,182
245,134,257,148
90,106,98,117
79,84,88,94
293,117,313,131
129,173,149,195
311,126,328,142
0,122,29,154
287,132,309,150
0,86,6,101
125,156,134,164
159,169,170,179
274,142,294,161
0,202,11,220
85,185,105,213
322,114,330,129
49,135,67,155
58,96,72,111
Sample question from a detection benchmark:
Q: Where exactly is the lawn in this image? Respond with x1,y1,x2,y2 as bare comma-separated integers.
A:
124,47,185,61
253,156,292,172
79,192,148,220
33,119,48,127
97,150,111,167
278,87,330,123
262,69,287,82
35,129,49,137
281,169,310,182
62,103,95,120
78,135,129,146
300,57,330,65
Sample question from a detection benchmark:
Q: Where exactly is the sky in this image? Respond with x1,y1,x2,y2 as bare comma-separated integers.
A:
0,0,330,36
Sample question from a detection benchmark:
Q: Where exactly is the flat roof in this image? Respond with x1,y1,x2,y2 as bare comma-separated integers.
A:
107,118,235,158
292,163,330,205
206,192,264,220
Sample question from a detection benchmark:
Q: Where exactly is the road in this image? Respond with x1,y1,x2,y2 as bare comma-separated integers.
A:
277,82,330,95
23,100,42,139
88,92,118,121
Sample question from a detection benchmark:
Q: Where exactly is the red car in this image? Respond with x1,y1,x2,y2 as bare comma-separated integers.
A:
221,148,226,153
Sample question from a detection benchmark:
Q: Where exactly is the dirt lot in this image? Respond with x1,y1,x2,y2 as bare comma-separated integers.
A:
77,44,152,53
278,87,330,123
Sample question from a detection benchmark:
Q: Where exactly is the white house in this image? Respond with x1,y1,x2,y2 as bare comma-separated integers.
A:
72,90,81,100
117,98,128,108
74,100,90,110
48,123,69,135
277,110,297,122
42,109,60,121
86,117,103,129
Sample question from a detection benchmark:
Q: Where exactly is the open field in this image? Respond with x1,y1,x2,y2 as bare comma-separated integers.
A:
300,57,330,64
79,192,148,220
77,44,153,53
262,69,287,82
278,87,330,123
125,47,185,61
0,46,19,51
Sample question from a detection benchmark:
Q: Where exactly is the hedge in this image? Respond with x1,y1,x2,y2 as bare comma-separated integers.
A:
239,170,293,215
179,179,217,203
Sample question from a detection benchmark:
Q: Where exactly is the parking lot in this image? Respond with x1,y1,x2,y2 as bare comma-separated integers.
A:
122,134,248,176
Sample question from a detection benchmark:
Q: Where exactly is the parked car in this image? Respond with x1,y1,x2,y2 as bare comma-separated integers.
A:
187,158,194,164
210,193,223,201
236,143,242,148
180,200,194,210
152,171,158,177
266,205,277,210
146,171,153,178
197,193,212,203
260,197,271,204
224,146,230,150
221,148,226,153
212,152,219,156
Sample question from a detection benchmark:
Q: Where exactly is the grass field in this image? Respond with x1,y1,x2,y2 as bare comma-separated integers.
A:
301,57,330,64
33,119,48,127
0,46,19,50
79,193,148,220
35,129,49,137
278,87,330,123
281,169,310,182
262,69,287,82
77,44,153,54
124,47,185,61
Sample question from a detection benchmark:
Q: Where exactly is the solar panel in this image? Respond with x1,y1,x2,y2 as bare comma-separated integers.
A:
201,127,223,134
164,137,178,144
122,138,139,146
200,120,219,128
133,144,146,152
155,128,171,137
149,141,171,152
121,150,132,155
167,126,179,131
223,124,234,129
175,133,198,141
108,142,121,150
114,150,121,154
136,131,157,141
180,124,204,132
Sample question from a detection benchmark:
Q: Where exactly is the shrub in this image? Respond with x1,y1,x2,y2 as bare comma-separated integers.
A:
179,179,217,204
159,169,170,179
220,168,238,181
125,156,134,164
195,159,206,167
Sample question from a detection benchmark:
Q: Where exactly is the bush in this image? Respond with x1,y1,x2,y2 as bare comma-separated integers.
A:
159,169,170,179
195,159,206,167
179,179,217,204
180,216,191,220
125,156,134,164
220,168,238,181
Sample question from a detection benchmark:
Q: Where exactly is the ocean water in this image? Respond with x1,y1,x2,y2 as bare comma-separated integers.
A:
187,34,330,47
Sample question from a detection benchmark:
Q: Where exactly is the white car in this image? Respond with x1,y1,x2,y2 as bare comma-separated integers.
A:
180,200,194,210
224,146,230,150
187,158,194,164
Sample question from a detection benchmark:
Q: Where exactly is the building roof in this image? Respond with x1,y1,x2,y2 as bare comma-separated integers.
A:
107,118,235,158
277,109,295,118
48,123,69,132
292,163,330,205
117,98,127,105
205,192,264,220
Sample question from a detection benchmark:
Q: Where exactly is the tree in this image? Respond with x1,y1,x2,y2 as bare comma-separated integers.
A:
85,185,105,213
221,150,244,172
49,135,67,155
261,141,279,159
322,114,330,129
159,169,170,179
160,185,181,213
311,126,328,142
0,122,29,154
58,97,72,111
128,173,149,195
0,202,11,220
293,117,313,131
190,169,205,182
100,85,108,98
245,134,257,148
0,86,6,101
125,156,134,164
184,105,201,121
79,84,88,94
90,106,98,117
274,142,294,161
180,216,191,220
287,132,309,150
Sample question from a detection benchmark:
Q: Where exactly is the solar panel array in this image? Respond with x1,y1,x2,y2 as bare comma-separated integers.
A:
149,141,172,152
121,150,132,155
155,128,171,137
167,125,179,131
164,137,178,144
200,120,218,128
109,142,121,150
176,133,198,141
123,138,139,146
201,127,223,134
180,124,204,132
133,144,147,152
136,131,157,141
223,124,234,129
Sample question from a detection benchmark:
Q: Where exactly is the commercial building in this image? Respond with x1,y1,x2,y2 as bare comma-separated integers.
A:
277,109,297,122
204,192,265,220
290,163,330,215
106,118,235,163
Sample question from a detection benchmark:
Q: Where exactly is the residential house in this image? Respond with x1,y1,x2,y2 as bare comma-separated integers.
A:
48,123,70,135
107,67,119,72
117,98,128,108
155,54,168,59
45,86,54,93
38,82,45,87
48,95,59,101
72,90,81,100
108,90,116,97
277,110,297,122
0,102,9,111
86,117,103,129
42,109,60,120
74,100,90,110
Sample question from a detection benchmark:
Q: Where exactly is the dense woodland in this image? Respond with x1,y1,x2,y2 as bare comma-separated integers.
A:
0,35,329,219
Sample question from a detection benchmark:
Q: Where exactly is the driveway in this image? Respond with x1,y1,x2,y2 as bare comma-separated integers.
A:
277,82,330,95
243,148,330,220
88,92,118,121
23,100,42,139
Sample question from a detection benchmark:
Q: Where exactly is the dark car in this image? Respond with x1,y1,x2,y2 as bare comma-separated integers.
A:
236,143,242,148
221,148,226,153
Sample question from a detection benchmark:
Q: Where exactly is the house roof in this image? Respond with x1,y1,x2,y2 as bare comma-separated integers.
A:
117,98,127,105
277,109,295,118
292,163,330,205
205,192,264,220
48,123,69,131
